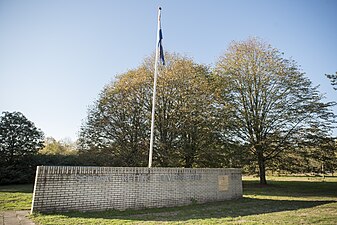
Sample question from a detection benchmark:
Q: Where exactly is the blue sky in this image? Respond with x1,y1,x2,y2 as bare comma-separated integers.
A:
1,0,336,140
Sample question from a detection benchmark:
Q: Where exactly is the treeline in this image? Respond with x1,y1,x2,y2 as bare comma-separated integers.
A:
1,38,336,185
0,128,100,184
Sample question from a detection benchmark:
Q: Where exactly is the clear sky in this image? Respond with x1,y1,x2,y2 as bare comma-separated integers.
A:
1,0,336,141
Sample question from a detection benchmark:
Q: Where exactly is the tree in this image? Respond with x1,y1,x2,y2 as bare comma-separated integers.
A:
269,136,337,175
39,137,77,155
326,72,337,90
78,66,151,166
308,137,337,175
78,53,227,167
0,111,44,184
151,54,222,167
0,111,44,165
215,38,336,184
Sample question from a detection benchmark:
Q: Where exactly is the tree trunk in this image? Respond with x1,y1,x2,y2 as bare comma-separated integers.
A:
184,154,194,168
257,151,267,185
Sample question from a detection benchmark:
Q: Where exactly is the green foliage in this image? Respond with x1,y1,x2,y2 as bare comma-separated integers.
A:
34,154,85,166
78,53,231,168
78,67,151,167
0,158,37,184
215,37,336,184
0,112,85,184
0,111,44,164
0,111,44,184
39,137,77,155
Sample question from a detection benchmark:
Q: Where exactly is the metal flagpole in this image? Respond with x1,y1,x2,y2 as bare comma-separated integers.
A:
148,7,162,168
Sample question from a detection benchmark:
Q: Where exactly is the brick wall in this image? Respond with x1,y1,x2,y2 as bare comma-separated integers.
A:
31,166,242,213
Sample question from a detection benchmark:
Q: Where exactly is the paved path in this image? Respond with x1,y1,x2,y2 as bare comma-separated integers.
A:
0,211,35,225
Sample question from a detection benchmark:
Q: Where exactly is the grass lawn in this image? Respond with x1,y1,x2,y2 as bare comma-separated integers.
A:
1,176,337,224
0,184,33,210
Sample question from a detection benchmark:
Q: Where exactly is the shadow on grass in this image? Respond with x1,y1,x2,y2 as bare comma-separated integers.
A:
243,180,337,198
0,184,34,193
37,198,335,222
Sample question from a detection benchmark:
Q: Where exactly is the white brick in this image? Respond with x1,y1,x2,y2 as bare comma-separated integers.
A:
31,166,242,213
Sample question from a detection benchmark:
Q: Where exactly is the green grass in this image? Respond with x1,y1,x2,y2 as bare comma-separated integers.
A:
2,177,337,224
31,176,337,224
0,184,33,210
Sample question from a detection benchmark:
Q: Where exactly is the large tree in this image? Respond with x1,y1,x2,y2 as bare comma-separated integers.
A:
78,67,151,166
0,111,44,184
0,111,44,165
215,38,335,184
151,55,223,167
78,54,226,167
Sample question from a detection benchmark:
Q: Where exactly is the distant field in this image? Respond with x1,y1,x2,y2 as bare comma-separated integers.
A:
1,176,337,224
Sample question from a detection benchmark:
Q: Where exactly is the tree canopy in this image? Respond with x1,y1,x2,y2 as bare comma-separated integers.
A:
0,111,44,165
78,54,229,167
0,111,44,184
39,137,77,155
215,38,336,184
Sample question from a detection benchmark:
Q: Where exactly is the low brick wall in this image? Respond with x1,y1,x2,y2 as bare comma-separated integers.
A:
31,166,242,213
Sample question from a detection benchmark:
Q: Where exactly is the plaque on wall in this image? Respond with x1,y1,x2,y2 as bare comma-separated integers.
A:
218,175,229,191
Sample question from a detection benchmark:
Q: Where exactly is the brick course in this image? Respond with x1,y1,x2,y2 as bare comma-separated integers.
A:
31,166,242,213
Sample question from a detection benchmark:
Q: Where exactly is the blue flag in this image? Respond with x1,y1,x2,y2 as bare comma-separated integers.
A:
158,28,165,65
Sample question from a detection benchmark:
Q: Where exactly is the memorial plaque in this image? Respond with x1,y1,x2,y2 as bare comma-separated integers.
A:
218,175,229,191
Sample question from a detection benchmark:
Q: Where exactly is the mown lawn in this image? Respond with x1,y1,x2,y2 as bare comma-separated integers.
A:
1,176,337,224
0,184,33,210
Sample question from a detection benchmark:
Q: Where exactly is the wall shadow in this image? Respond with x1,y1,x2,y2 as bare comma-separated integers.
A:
45,198,335,222
243,180,337,198
0,184,33,193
